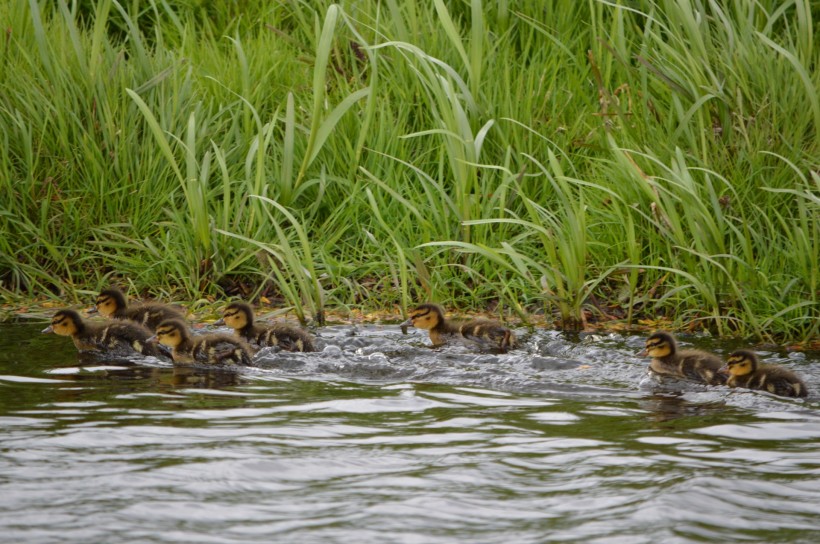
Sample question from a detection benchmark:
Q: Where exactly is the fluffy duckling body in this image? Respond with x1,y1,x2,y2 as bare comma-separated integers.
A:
150,319,254,366
640,331,726,386
722,350,808,398
214,302,316,352
90,287,186,331
401,303,516,352
43,309,162,357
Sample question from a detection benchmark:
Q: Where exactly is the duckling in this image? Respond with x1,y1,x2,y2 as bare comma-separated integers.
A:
149,319,254,366
89,287,186,331
214,301,316,352
42,309,162,357
640,331,726,386
400,303,516,352
721,350,808,398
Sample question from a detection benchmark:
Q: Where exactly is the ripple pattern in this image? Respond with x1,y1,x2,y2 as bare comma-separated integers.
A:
0,323,818,543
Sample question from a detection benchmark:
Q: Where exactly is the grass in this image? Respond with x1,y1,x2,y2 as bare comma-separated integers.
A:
0,0,817,344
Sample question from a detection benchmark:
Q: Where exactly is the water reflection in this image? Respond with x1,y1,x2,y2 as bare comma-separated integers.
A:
640,393,726,423
43,355,245,391
168,365,243,389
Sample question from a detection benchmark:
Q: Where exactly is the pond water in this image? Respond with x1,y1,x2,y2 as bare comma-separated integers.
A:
1,321,819,543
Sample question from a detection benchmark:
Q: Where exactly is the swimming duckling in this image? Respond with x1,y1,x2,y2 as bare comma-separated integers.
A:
214,301,316,352
721,350,808,398
640,331,726,385
42,309,162,357
89,287,186,331
149,319,254,366
400,303,516,352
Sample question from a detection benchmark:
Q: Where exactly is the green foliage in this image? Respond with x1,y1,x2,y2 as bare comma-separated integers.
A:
0,0,817,341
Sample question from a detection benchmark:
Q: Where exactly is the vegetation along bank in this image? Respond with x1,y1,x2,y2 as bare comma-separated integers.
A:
0,1,817,344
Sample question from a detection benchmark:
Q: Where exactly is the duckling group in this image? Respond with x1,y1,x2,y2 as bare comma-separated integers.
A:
43,288,316,366
43,292,809,399
402,303,809,399
639,330,807,398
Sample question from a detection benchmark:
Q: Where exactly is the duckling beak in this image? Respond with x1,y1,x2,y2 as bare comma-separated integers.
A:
717,365,729,376
41,325,53,334
213,318,225,326
399,318,414,334
146,335,158,344
637,348,648,357
86,306,98,315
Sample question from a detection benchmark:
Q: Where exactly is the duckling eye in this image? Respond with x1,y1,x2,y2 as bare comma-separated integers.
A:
411,310,431,321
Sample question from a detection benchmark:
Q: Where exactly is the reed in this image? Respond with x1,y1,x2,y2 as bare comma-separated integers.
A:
0,0,816,342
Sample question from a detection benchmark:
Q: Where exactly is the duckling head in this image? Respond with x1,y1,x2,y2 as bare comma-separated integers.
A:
724,350,758,377
214,302,253,330
149,319,190,349
43,309,84,336
92,288,128,318
640,331,677,358
400,303,444,331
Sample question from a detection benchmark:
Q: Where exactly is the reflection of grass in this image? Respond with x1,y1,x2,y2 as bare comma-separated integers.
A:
1,1,817,342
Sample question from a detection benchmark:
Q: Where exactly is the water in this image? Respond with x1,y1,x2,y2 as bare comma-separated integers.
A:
1,321,819,543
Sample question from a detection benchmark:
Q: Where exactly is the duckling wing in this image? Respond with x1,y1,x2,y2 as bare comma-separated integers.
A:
194,334,254,366
678,351,725,385
460,319,515,351
92,322,159,357
127,304,186,331
681,364,722,385
266,324,316,352
767,380,804,398
755,368,808,398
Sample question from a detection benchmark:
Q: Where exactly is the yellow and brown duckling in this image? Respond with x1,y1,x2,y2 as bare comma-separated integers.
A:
42,309,162,357
721,350,808,398
214,301,316,352
640,331,726,386
400,303,516,352
149,319,254,366
89,287,186,331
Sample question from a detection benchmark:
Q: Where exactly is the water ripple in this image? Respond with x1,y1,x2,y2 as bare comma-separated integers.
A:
0,323,818,543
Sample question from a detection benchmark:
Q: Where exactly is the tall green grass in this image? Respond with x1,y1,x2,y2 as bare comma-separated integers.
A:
0,0,816,342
